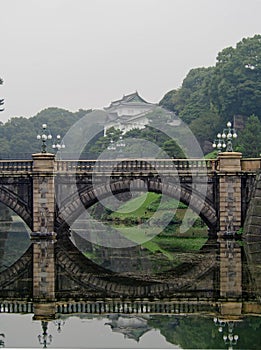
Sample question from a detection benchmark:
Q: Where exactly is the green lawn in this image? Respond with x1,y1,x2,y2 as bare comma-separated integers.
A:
110,192,160,218
106,192,209,261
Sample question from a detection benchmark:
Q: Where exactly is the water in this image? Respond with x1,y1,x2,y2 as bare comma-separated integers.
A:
0,210,261,349
1,313,261,348
1,313,174,348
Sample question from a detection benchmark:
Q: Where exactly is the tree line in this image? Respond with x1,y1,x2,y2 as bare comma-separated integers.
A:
160,34,261,157
0,35,260,158
0,107,91,158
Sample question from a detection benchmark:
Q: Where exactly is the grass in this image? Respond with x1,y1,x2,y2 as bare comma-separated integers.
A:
110,192,159,218
110,191,207,240
97,192,209,268
154,236,208,251
142,240,174,261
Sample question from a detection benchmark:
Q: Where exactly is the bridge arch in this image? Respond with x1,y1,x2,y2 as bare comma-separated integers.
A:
56,179,217,234
0,187,32,228
0,236,217,298
55,236,217,298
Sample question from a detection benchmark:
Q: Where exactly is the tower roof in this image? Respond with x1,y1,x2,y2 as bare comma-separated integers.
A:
104,92,153,110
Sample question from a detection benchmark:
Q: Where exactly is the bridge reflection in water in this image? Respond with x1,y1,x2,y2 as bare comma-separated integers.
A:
0,229,261,348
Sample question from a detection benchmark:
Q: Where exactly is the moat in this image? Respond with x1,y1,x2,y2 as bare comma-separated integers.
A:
0,202,261,348
1,312,261,349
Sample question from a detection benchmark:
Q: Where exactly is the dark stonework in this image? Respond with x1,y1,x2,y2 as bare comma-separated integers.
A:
243,171,261,297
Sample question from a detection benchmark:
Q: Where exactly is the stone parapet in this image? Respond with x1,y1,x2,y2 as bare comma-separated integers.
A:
241,158,261,171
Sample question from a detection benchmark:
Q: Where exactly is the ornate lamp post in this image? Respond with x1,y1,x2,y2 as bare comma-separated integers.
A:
38,321,52,348
52,135,65,160
212,133,227,153
37,124,52,153
213,121,237,152
52,135,65,151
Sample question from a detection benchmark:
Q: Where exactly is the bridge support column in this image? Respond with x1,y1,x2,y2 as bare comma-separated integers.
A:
218,152,242,232
32,153,56,300
31,232,56,301
32,153,56,233
218,237,242,299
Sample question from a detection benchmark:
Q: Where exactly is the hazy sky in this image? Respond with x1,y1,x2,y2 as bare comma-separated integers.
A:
0,0,260,122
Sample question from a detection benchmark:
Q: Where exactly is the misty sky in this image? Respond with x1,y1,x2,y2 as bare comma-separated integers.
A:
0,0,260,122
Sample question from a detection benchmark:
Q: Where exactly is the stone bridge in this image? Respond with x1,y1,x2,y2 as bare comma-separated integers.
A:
0,152,259,234
0,152,260,303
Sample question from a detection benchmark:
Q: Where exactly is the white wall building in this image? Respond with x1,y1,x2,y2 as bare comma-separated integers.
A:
103,92,156,135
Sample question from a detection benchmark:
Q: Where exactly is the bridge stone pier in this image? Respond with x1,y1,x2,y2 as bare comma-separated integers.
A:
217,152,242,232
32,153,56,300
31,232,56,301
218,237,242,298
32,153,56,234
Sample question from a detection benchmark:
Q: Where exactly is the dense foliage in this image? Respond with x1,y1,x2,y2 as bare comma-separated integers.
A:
210,35,261,121
84,126,185,159
160,35,261,157
0,35,260,158
235,114,261,157
0,107,91,158
148,315,261,349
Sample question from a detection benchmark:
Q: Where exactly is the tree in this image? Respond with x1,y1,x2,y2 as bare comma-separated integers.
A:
209,35,261,121
160,35,261,156
0,107,91,158
189,112,221,151
235,115,261,157
160,67,215,124
105,127,122,141
161,139,185,158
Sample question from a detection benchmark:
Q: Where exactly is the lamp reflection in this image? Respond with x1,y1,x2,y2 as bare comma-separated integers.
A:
0,333,5,348
38,321,52,348
54,319,65,333
213,318,239,350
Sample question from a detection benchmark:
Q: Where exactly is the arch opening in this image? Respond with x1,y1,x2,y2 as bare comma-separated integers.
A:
0,202,31,272
0,186,32,228
56,179,217,234
56,179,218,275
